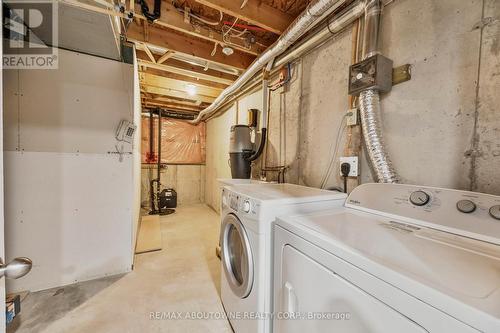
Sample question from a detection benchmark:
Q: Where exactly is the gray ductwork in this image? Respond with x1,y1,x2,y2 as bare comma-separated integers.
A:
358,0,399,183
190,0,350,124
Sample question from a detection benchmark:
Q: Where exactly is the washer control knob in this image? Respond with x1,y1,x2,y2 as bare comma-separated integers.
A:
489,205,500,220
456,200,476,213
409,190,430,206
243,200,251,213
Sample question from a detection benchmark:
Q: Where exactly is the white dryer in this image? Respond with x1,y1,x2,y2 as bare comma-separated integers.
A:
220,183,347,333
273,183,500,333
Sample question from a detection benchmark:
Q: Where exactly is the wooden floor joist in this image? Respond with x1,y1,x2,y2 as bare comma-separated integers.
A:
141,85,216,104
128,23,255,71
139,72,223,98
136,51,238,85
59,0,268,56
195,0,294,35
141,1,267,56
142,67,229,90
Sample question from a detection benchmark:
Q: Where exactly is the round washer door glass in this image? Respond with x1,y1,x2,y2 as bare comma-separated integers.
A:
221,213,254,298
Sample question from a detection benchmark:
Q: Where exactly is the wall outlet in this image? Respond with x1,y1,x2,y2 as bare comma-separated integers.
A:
346,108,358,126
340,157,359,177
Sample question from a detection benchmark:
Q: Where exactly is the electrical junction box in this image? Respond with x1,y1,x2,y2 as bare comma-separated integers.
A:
348,54,393,96
340,156,359,177
346,108,358,126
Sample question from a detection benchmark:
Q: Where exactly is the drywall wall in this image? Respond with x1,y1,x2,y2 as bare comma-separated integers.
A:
205,0,500,201
205,91,263,213
141,164,206,209
3,49,137,292
132,50,142,263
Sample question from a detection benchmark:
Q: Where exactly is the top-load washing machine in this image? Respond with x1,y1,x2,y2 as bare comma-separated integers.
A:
219,183,347,333
273,183,500,333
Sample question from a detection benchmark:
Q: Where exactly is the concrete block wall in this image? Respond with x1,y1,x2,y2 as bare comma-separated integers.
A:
205,0,500,206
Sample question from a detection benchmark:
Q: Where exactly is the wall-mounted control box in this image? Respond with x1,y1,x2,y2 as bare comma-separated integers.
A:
348,54,393,96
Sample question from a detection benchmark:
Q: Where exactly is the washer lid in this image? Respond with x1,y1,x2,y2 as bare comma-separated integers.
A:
277,209,500,332
226,183,347,205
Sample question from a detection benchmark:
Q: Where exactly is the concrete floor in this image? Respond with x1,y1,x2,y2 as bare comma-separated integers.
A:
8,204,232,333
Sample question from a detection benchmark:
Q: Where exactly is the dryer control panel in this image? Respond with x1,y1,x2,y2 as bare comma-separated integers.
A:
346,183,500,245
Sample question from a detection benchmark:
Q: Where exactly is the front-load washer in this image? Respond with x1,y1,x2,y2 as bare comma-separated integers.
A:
273,183,500,332
220,183,347,333
216,179,269,258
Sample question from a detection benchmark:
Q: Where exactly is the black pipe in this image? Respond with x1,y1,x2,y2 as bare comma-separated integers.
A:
156,108,162,205
245,128,267,162
149,110,156,212
149,109,154,160
139,0,161,22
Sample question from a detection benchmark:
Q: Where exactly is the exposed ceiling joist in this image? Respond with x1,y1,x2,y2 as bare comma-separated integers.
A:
195,0,294,35
142,67,229,90
140,72,223,98
142,99,203,112
60,0,267,56
139,0,267,55
127,22,255,70
136,51,238,85
141,85,216,103
143,94,209,107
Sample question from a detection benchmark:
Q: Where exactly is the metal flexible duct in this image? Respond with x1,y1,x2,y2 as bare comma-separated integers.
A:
359,0,399,183
359,90,398,182
191,0,349,124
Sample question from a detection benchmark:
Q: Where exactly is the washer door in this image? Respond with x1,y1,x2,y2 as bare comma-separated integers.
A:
221,213,254,298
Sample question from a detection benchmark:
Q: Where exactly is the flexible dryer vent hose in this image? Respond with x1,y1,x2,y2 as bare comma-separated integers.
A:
359,90,398,183
359,0,399,183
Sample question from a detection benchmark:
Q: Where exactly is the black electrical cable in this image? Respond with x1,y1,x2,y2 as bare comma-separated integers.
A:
139,0,161,22
341,162,351,193
245,128,267,162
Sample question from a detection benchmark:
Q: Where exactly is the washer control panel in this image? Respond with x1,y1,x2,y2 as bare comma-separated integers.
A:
222,187,260,218
346,183,500,244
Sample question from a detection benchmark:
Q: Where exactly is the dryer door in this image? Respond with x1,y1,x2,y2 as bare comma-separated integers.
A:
276,245,428,333
221,213,254,298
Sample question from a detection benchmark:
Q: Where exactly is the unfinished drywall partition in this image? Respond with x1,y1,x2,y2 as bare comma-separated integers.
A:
132,51,142,262
205,0,500,199
3,49,136,292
